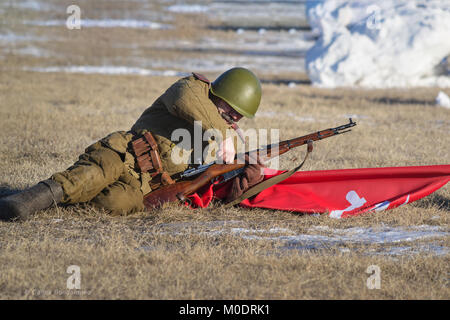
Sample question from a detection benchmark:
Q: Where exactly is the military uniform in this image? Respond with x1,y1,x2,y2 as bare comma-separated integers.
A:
51,73,232,215
0,67,262,221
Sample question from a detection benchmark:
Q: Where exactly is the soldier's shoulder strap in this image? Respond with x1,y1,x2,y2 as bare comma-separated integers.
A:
192,72,210,85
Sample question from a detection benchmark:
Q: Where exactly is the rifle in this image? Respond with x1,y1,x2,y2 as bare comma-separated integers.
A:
144,118,356,208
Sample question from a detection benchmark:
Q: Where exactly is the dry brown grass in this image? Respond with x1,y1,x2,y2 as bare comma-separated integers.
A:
0,1,449,300
0,206,448,300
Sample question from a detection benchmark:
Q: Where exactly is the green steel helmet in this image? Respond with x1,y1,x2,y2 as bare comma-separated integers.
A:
210,67,262,118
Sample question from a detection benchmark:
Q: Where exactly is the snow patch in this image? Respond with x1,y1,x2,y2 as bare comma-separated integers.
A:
0,32,48,44
240,225,448,244
436,91,450,109
308,225,448,244
166,4,209,13
145,220,449,256
1,0,55,11
25,66,189,77
27,19,172,29
239,225,449,255
231,227,294,235
15,46,51,57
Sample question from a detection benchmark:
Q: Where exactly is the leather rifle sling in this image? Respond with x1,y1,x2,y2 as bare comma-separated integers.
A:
224,140,314,207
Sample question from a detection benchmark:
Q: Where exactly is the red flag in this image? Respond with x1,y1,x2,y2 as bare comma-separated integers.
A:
188,165,450,218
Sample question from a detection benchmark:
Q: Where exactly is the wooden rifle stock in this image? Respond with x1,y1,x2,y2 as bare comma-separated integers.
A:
143,118,356,209
144,163,244,208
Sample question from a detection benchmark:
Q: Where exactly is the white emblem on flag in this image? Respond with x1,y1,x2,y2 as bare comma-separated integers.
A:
329,190,367,219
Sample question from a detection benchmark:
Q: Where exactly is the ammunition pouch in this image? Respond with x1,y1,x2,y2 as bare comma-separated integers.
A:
129,131,175,193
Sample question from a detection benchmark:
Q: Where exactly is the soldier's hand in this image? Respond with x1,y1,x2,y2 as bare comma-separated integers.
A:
226,163,265,203
242,163,265,187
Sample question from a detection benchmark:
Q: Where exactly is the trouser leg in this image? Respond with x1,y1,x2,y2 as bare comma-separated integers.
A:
51,146,125,204
90,180,144,215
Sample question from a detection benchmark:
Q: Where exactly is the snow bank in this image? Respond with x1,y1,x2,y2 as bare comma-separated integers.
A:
305,0,450,88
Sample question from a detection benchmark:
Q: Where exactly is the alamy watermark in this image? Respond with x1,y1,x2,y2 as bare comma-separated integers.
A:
67,264,81,289
25,265,91,297
171,121,280,169
366,265,381,289
66,5,81,29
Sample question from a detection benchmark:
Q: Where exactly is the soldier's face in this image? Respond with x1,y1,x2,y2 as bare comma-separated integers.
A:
215,99,243,123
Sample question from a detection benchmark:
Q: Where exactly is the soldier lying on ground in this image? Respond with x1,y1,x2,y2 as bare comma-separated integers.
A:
0,67,265,220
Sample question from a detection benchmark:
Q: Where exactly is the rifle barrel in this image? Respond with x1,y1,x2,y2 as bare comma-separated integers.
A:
253,118,356,161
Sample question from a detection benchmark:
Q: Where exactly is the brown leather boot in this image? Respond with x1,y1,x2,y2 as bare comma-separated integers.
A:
0,179,64,221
